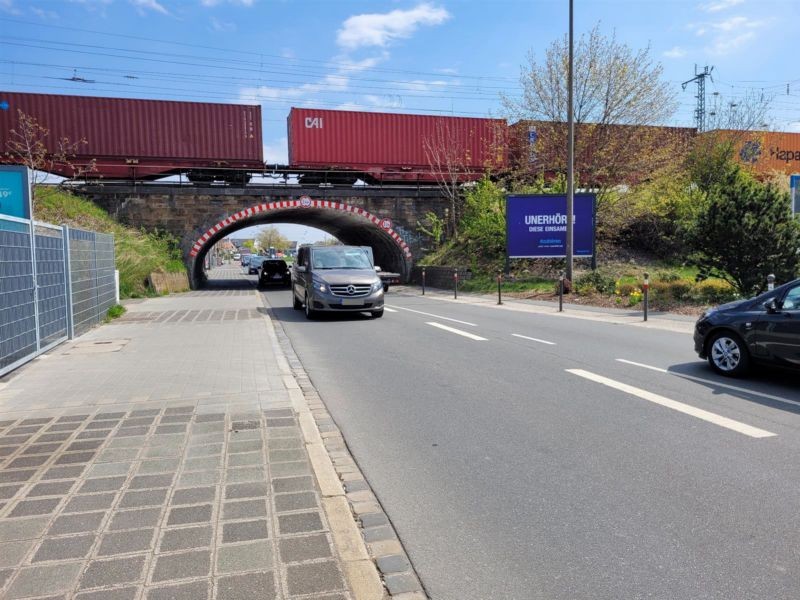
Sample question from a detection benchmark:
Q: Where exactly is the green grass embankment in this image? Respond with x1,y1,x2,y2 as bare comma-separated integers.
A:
34,186,186,298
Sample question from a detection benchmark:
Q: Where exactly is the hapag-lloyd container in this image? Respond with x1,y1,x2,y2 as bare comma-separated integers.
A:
288,107,507,183
0,92,263,179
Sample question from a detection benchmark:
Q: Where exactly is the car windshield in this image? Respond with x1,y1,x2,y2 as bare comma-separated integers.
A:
311,247,372,269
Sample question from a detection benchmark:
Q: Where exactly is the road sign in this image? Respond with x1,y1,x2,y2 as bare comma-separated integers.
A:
0,165,31,220
380,218,392,230
506,194,595,258
299,195,312,207
528,128,538,143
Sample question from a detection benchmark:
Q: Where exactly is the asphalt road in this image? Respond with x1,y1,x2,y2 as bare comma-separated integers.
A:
258,282,800,600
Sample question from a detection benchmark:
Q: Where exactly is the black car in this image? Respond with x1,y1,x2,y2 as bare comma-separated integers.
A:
694,278,800,376
247,255,266,275
257,259,291,288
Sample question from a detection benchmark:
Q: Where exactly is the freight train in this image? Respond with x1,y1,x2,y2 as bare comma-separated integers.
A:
2,91,799,185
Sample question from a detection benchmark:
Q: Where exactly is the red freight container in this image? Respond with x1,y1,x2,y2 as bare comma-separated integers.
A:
287,108,507,183
0,92,263,180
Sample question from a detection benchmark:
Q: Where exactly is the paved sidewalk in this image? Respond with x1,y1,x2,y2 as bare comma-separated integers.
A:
0,281,381,599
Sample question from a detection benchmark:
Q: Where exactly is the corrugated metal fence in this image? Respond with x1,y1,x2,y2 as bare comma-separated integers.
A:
0,214,116,377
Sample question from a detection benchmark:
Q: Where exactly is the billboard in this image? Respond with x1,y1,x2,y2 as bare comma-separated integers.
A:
506,194,595,258
0,165,31,220
791,174,800,215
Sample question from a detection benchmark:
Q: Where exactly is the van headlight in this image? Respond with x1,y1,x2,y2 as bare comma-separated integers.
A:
372,280,383,292
312,279,327,293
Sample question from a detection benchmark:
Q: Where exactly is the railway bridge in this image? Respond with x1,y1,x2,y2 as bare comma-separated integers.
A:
80,183,448,288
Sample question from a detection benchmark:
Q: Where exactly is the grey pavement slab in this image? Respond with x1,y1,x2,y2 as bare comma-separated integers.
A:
0,284,360,600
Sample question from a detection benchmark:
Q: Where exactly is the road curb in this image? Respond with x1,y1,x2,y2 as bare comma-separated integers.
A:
259,299,428,600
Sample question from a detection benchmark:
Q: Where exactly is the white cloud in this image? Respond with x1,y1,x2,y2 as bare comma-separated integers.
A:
397,79,450,93
434,67,459,75
32,6,59,18
689,14,769,55
337,3,450,49
210,16,236,32
708,31,755,54
786,122,800,133
0,0,21,15
263,138,288,164
699,0,744,12
663,46,687,58
201,0,255,6
130,0,168,14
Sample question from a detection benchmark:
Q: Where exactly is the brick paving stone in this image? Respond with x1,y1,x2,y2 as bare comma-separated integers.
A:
20,418,51,425
85,421,114,430
8,455,49,468
227,453,262,468
215,571,275,600
41,465,85,480
143,446,178,459
138,459,181,474
55,451,95,465
269,461,311,478
6,562,83,598
1,435,31,445
32,534,95,562
22,443,61,455
76,587,139,600
66,440,104,452
286,561,344,596
0,484,22,499
376,554,411,574
359,513,389,528
363,525,395,543
225,482,268,500
279,534,332,563
121,417,156,427
268,449,306,463
0,446,15,457
0,517,51,541
222,520,269,543
183,456,222,471
263,409,293,418
384,573,423,595
97,412,127,419
26,480,75,497
47,512,106,535
116,426,151,437
107,436,145,448
266,438,303,451
225,467,265,484
222,499,267,520
97,448,141,463
110,508,163,531
87,462,133,478
166,504,212,526
98,528,156,556
272,476,314,494
160,415,192,424
165,407,193,415
58,415,89,422
191,423,224,435
0,540,35,568
79,554,147,589
344,479,369,493
158,525,212,552
265,418,295,428
131,410,161,417
79,477,126,493
278,511,324,535
228,440,262,454
216,540,273,574
151,549,211,582
119,488,169,509
195,414,224,423
155,425,187,435
178,470,220,486
9,497,62,517
172,486,216,505
0,568,11,588
76,430,111,440
63,493,117,513
188,434,224,447
274,492,318,513
186,444,222,458
11,426,44,435
146,580,210,600
130,474,175,489
148,434,186,448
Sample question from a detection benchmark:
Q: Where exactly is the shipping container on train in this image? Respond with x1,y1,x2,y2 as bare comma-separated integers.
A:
723,130,800,176
0,92,263,181
287,107,507,184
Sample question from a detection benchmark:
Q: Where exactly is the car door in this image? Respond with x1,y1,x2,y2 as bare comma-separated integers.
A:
754,283,800,366
293,248,308,299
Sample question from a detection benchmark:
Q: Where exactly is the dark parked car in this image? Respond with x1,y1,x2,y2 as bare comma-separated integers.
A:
694,278,800,376
258,259,290,288
247,255,266,275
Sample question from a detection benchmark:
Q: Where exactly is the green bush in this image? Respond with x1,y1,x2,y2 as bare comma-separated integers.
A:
575,271,616,295
654,270,681,283
615,281,640,296
649,279,693,301
687,279,739,304
106,305,126,321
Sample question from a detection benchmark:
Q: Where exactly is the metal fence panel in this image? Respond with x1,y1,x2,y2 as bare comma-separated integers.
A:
69,228,116,336
0,218,37,375
34,224,68,349
94,232,116,321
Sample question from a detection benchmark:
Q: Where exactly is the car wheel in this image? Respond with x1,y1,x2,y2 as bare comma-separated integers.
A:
372,308,384,319
383,283,389,293
292,292,302,310
707,331,750,377
304,294,317,320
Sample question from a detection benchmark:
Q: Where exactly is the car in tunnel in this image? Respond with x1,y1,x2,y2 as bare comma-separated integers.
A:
292,245,384,319
258,259,291,288
247,255,266,274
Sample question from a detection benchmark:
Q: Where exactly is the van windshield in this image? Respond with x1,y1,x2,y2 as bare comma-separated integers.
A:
312,247,372,269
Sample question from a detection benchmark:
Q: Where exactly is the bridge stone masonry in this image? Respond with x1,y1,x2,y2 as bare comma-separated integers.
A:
79,184,448,288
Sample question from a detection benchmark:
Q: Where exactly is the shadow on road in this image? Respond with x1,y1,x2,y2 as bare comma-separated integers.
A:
259,289,376,324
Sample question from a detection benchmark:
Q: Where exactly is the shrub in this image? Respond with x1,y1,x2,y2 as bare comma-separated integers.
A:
687,279,739,305
654,270,681,282
615,281,639,296
649,279,693,301
575,271,616,295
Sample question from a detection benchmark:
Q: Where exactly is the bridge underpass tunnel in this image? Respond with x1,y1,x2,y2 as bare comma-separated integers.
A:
189,204,413,289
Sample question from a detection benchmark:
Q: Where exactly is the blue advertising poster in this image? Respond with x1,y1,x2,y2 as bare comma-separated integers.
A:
506,194,595,258
791,174,800,215
0,165,31,220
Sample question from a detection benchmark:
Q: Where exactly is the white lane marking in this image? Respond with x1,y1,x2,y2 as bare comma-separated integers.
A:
383,307,398,313
616,359,668,373
389,305,476,326
512,333,556,346
426,322,487,341
566,368,777,439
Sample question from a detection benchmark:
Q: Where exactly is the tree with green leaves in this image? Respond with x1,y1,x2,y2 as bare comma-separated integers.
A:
691,166,800,296
257,225,290,253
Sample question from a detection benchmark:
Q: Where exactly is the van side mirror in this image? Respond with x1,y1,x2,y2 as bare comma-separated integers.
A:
374,266,382,272
765,299,779,313
295,265,307,273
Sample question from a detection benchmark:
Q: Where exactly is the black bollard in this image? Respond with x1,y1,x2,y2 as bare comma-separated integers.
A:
421,267,426,295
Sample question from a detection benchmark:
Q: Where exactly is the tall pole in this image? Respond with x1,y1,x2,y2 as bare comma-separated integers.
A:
565,0,575,282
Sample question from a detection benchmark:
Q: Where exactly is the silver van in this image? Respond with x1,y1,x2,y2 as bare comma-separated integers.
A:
292,245,384,319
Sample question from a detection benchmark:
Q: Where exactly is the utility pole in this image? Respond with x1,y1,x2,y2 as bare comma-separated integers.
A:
682,65,714,132
565,0,575,282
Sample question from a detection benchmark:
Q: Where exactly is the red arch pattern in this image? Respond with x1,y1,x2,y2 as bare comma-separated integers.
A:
189,198,413,259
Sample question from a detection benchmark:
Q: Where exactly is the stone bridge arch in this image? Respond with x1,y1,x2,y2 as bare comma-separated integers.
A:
190,197,413,288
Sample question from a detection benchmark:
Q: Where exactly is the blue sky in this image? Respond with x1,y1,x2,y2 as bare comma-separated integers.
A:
2,0,799,241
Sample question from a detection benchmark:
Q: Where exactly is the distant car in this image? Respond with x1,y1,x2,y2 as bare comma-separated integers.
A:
694,278,800,376
233,253,241,261
241,255,251,267
257,259,290,288
248,255,266,274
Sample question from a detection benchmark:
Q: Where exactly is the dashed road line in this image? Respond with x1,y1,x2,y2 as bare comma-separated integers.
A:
512,333,556,345
383,307,398,313
567,368,777,439
616,359,668,373
389,305,477,326
426,322,488,341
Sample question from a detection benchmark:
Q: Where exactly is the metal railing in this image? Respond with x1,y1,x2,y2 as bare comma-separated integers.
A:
0,215,116,377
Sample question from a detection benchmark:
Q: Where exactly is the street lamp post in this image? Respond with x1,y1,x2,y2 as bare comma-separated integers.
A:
565,0,575,283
